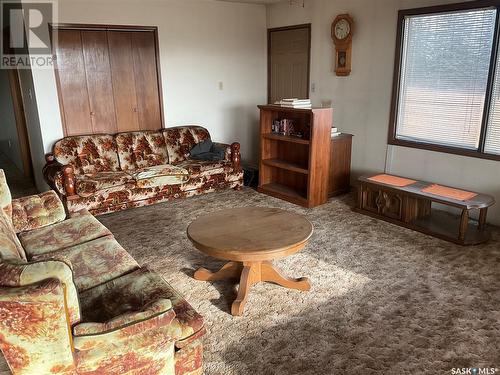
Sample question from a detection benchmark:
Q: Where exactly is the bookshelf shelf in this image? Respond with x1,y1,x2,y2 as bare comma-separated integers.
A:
258,105,333,208
262,158,309,175
259,183,308,205
262,133,310,145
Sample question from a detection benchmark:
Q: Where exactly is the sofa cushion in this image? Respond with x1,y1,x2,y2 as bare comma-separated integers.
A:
79,268,204,345
76,171,134,197
53,135,120,175
129,165,189,189
176,159,234,175
11,191,66,233
31,235,139,292
0,210,25,261
162,127,200,164
116,131,169,171
19,211,111,258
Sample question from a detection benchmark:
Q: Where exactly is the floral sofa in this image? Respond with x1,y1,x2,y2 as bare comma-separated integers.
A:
43,126,243,215
0,170,205,374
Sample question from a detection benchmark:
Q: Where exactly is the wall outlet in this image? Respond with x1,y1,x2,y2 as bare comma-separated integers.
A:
8,140,12,148
311,83,316,93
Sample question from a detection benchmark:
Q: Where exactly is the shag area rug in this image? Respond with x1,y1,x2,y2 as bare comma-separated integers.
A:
1,188,499,374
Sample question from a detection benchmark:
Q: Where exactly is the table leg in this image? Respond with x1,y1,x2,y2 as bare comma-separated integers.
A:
231,262,260,316
478,208,488,231
459,209,469,242
261,261,310,291
194,261,242,281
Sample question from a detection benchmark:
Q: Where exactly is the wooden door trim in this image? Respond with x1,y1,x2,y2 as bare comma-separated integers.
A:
49,23,165,135
267,23,311,104
7,69,34,179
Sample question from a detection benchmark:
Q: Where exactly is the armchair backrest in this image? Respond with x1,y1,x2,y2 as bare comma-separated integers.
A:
53,135,120,175
115,131,169,171
0,170,12,219
161,126,211,164
0,171,25,261
0,279,75,374
0,211,26,262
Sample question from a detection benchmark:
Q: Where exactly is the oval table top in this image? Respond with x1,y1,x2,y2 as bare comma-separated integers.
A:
187,207,313,261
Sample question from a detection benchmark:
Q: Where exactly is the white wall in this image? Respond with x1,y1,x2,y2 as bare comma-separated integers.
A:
0,70,24,172
267,0,500,225
30,0,267,171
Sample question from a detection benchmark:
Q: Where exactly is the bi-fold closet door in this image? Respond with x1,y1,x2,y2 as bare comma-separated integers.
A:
53,26,163,136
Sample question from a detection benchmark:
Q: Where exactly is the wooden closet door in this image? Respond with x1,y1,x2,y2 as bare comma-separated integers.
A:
131,31,162,130
55,30,92,136
108,31,140,132
81,31,117,134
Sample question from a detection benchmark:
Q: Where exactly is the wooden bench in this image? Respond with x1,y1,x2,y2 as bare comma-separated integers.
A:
356,174,495,245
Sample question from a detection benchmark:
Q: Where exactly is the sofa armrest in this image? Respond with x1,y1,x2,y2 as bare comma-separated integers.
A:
11,190,66,233
72,300,178,373
0,278,76,374
0,259,80,325
43,153,76,196
213,142,241,170
73,299,175,337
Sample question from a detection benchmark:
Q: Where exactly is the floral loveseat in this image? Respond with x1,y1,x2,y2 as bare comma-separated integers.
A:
43,126,243,215
0,170,204,374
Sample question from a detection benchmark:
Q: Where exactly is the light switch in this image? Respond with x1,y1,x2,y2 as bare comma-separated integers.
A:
311,83,316,93
218,81,223,90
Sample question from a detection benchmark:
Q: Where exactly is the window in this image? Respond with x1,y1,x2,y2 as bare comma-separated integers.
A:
389,1,500,160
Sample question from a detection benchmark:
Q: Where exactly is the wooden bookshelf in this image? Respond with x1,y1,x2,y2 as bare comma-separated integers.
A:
257,105,332,208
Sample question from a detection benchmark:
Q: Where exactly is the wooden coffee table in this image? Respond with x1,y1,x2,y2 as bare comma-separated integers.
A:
187,207,313,316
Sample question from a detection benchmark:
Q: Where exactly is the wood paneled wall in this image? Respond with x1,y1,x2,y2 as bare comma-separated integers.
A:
52,25,163,136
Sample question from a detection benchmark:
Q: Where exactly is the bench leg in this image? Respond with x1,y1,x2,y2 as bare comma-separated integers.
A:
478,208,488,231
459,209,469,241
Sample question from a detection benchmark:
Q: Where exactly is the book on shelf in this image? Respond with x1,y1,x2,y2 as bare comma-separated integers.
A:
331,127,341,137
274,98,312,108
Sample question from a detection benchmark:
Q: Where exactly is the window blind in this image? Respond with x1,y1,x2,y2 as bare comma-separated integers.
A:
395,8,497,150
485,44,500,154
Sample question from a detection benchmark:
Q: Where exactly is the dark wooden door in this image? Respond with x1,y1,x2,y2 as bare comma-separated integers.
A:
268,24,311,104
53,26,163,136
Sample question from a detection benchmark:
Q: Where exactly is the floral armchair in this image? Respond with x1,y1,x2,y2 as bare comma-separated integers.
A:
0,170,205,374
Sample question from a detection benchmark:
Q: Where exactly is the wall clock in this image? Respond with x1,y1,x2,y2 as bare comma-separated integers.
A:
331,14,354,76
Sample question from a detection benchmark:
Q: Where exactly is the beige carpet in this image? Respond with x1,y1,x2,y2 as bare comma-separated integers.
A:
1,188,499,374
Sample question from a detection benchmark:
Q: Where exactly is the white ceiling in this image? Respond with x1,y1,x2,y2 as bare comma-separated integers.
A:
216,0,285,4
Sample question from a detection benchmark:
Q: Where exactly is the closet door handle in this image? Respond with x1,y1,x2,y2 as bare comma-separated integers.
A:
133,107,138,113
90,111,95,116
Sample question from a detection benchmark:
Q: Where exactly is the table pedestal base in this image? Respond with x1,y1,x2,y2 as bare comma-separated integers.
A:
194,261,310,316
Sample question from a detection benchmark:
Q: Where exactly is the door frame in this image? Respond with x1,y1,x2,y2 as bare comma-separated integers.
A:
49,23,165,135
267,23,312,104
2,25,34,179
7,68,34,179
